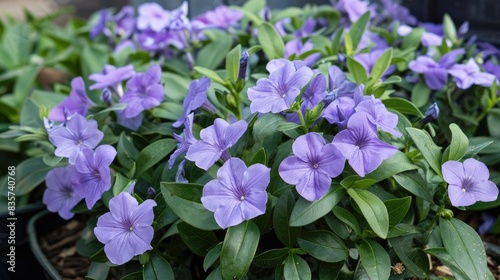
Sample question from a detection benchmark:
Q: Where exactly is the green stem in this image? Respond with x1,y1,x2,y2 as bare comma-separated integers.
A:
297,110,308,134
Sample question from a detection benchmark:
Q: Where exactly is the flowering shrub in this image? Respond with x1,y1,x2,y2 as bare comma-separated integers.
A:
2,0,500,279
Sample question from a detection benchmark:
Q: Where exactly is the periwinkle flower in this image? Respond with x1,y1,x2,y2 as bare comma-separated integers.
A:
355,49,395,77
167,2,190,30
94,192,156,265
173,76,214,128
90,9,110,39
113,6,136,39
279,133,345,201
48,114,104,165
323,95,356,129
43,166,83,220
201,158,270,229
136,3,170,32
192,6,243,30
49,77,90,122
120,64,164,118
284,39,320,67
334,0,373,22
89,64,135,91
186,119,247,170
442,158,499,207
302,74,327,110
333,112,398,177
326,65,357,100
448,58,497,89
74,145,117,209
248,60,313,114
355,98,402,137
169,113,197,168
116,110,143,131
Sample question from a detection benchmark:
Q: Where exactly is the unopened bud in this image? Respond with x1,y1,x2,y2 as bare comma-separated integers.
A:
420,102,439,125
101,88,112,106
238,50,249,80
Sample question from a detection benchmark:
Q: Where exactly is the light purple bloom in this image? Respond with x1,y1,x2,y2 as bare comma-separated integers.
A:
192,6,243,30
120,65,164,118
116,110,143,131
74,145,116,209
333,0,374,22
442,158,499,207
113,6,136,39
48,114,103,165
186,119,247,170
284,39,320,67
293,18,317,39
355,98,402,137
201,158,270,229
333,112,398,177
355,49,395,77
136,3,170,32
94,192,156,265
378,0,417,25
408,49,465,90
327,65,357,98
49,77,90,122
448,58,497,89
89,64,135,91
358,31,389,51
90,9,110,39
279,133,345,201
302,74,327,110
248,60,313,114
169,113,197,168
168,2,190,30
43,166,83,220
173,76,213,128
323,95,356,129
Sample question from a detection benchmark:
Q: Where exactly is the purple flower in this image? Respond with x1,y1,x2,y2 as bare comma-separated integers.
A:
408,49,465,90
442,158,499,207
43,166,83,220
113,6,136,39
284,39,320,67
136,3,170,32
90,9,110,39
120,65,164,118
448,58,497,89
333,112,398,177
355,98,402,137
89,64,135,91
168,2,190,30
293,18,317,39
201,158,270,229
186,119,247,170
302,74,327,110
355,49,395,77
48,114,104,165
169,113,197,168
334,0,374,22
327,65,357,98
49,77,90,122
279,133,345,201
173,76,213,128
323,95,356,129
378,0,417,25
248,60,313,114
478,213,496,235
116,110,143,131
94,192,156,265
74,145,116,209
193,6,243,30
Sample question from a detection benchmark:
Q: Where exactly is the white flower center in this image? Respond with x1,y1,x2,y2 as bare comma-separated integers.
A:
313,163,319,169
461,188,467,193
69,192,74,197
129,226,134,231
240,195,245,201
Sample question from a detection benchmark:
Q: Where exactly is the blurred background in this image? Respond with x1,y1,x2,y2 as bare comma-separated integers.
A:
1,0,500,43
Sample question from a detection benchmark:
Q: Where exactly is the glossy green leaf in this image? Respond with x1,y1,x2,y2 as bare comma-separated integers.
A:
134,139,176,178
221,221,260,280
253,248,289,268
117,132,139,170
389,236,429,278
358,239,391,280
196,31,233,69
143,252,174,280
346,56,368,84
440,218,492,280
203,243,223,271
274,190,302,247
178,222,219,256
284,254,311,280
382,97,423,117
402,28,425,49
319,261,343,280
368,48,393,88
411,82,431,108
249,148,267,165
443,13,457,43
258,22,285,59
447,123,469,161
332,206,361,234
297,230,349,263
14,157,52,195
347,188,389,238
160,182,204,202
384,197,411,226
112,173,131,196
348,11,370,52
406,127,443,176
290,185,346,227
393,171,434,202
193,66,225,85
425,248,469,280
226,44,241,82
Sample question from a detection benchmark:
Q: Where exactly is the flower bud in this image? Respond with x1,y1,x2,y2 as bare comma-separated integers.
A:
420,102,439,125
238,50,249,80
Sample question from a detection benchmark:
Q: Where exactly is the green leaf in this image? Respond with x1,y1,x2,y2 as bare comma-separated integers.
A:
112,173,131,196
221,221,260,280
134,139,176,178
87,262,109,279
389,236,429,278
487,108,500,139
196,31,233,69
368,48,393,89
347,188,389,238
178,222,219,256
331,27,344,55
117,132,139,170
440,218,492,280
425,248,469,280
393,171,434,202
161,185,220,230
346,56,368,84
274,190,302,247
384,197,411,226
358,239,391,280
226,44,241,82
193,66,225,85
443,13,457,43
406,127,443,176
382,97,423,117
402,28,425,49
272,7,304,22
257,22,285,59
14,66,42,106
284,254,311,280
203,243,222,271
348,11,371,52
14,157,52,195
160,182,204,202
297,230,349,263
252,113,286,155
463,139,493,159
411,82,432,108
249,148,267,165
332,206,361,234
143,252,174,280
253,248,289,268
290,185,346,227
319,262,343,280
447,123,469,161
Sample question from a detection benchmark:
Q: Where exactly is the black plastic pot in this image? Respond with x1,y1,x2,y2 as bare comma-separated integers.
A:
0,202,45,280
